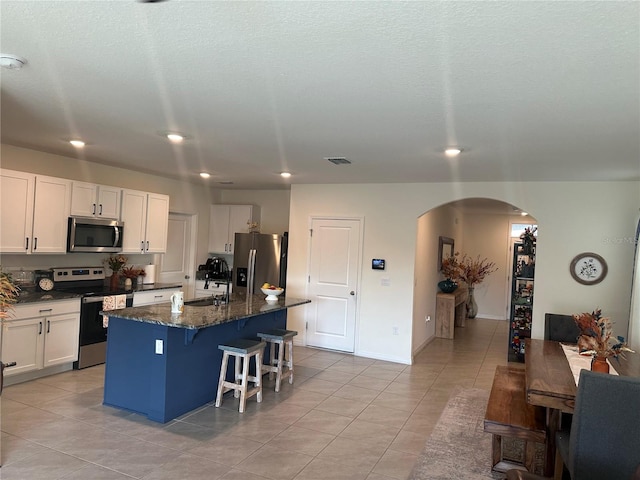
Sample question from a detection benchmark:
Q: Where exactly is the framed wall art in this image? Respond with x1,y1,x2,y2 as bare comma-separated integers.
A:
569,252,608,285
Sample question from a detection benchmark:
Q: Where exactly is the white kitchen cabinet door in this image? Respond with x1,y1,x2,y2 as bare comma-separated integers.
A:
0,169,35,253
121,189,148,253
208,205,231,253
31,175,71,253
71,182,121,219
1,317,43,376
121,189,169,253
97,185,121,219
42,313,80,367
208,204,259,254
228,205,256,253
145,193,169,253
70,181,98,217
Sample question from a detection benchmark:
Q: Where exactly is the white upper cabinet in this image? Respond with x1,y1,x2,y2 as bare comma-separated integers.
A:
70,181,121,219
121,189,170,253
208,204,260,254
0,169,71,254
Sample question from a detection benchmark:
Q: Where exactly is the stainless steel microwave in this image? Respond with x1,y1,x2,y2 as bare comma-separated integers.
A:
67,217,124,253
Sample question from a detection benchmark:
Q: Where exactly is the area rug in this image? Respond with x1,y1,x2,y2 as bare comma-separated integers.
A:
409,387,504,480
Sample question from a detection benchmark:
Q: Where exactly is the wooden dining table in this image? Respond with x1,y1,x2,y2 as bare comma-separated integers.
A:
524,338,640,475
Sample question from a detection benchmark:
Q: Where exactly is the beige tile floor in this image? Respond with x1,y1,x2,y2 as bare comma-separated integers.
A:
1,317,509,480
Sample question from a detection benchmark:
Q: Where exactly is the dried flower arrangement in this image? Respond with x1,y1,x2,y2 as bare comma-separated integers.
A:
573,308,634,359
441,252,498,287
121,266,146,279
103,254,128,274
0,268,20,320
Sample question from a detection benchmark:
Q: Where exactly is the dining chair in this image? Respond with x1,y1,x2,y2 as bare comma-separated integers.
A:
554,369,640,480
544,313,580,343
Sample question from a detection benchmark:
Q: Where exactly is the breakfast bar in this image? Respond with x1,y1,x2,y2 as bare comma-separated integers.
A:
103,293,310,423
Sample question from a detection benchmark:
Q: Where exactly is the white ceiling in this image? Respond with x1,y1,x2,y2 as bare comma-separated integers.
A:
1,1,639,190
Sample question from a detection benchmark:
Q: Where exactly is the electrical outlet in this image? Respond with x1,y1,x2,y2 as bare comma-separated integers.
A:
425,315,431,323
155,339,163,355
392,326,399,335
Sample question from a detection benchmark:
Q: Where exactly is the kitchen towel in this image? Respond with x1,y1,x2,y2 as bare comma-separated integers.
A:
102,294,127,328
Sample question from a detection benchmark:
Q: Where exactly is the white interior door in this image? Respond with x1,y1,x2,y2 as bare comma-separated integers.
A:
307,217,361,353
158,213,196,298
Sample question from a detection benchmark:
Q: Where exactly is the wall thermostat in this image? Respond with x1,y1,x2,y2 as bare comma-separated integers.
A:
372,259,386,270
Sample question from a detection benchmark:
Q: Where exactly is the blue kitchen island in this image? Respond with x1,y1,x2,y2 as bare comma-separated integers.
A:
103,293,310,423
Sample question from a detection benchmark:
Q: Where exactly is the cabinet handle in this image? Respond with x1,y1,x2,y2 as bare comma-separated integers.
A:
47,320,51,333
146,241,149,251
39,321,43,335
25,237,29,250
39,308,53,314
92,203,96,215
99,204,103,215
154,295,163,299
33,237,38,250
141,241,145,253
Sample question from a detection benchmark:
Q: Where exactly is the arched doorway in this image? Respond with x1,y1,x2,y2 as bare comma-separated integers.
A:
412,198,538,358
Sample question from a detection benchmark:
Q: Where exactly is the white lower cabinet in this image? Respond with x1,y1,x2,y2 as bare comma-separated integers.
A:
133,289,180,307
2,299,80,377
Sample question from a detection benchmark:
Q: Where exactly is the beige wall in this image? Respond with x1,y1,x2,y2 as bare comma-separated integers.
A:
288,182,640,364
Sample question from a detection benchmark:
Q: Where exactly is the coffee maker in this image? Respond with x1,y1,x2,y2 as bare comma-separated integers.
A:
198,257,227,279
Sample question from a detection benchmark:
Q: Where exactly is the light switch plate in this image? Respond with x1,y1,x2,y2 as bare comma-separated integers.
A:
155,339,163,355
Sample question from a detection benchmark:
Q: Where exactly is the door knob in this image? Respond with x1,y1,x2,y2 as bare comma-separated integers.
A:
350,291,355,295
185,275,190,280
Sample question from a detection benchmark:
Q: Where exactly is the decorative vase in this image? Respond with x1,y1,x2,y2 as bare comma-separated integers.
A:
110,273,120,290
591,355,610,373
124,277,132,289
466,286,478,319
438,279,458,294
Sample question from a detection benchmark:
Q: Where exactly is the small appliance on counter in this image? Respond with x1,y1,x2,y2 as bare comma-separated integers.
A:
197,257,232,302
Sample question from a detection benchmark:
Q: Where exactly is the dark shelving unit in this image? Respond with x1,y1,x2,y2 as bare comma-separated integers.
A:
508,242,535,362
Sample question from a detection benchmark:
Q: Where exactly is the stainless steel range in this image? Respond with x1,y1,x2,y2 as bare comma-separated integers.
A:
52,267,133,369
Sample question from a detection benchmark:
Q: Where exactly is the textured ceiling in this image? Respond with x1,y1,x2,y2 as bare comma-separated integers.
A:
1,1,638,190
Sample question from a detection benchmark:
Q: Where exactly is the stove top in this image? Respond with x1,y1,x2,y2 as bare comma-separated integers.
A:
52,266,129,297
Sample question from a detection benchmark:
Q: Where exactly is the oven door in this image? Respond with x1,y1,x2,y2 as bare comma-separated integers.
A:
75,294,133,369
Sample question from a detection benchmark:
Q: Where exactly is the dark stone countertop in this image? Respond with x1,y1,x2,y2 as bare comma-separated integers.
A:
105,293,310,329
14,290,81,304
15,283,182,304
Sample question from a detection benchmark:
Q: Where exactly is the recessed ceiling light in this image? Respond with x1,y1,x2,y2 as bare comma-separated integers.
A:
521,211,529,216
69,139,85,148
199,172,211,179
280,172,292,178
444,148,462,157
166,133,184,143
0,54,27,69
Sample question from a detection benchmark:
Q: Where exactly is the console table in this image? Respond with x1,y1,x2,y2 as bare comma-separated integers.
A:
435,287,468,339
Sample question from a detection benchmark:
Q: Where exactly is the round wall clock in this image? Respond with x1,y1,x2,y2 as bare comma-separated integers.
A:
569,252,608,285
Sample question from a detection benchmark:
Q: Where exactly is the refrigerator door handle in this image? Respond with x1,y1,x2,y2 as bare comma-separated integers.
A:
247,249,256,295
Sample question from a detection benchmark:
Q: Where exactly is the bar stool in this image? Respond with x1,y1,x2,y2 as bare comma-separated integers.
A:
257,329,297,392
215,339,266,413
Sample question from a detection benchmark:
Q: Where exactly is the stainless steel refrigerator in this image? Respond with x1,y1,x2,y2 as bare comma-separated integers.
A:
234,232,288,295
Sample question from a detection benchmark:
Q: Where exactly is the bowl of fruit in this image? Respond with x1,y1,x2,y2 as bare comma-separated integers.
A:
261,283,284,301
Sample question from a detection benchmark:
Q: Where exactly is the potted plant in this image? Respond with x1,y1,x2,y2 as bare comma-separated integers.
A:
0,268,20,320
103,254,128,289
573,308,634,372
440,254,461,293
443,253,498,318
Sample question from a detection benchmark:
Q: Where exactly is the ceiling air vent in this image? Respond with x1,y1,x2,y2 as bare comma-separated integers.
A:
325,157,351,165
